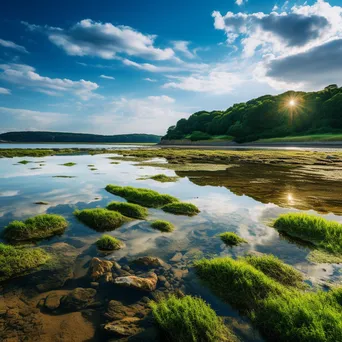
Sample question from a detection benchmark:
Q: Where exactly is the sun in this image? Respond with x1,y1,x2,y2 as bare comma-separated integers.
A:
288,99,296,107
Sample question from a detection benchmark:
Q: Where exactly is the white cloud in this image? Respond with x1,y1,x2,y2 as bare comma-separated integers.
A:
122,59,183,72
143,78,157,82
0,87,11,95
100,74,115,80
0,63,100,100
171,41,195,59
24,19,174,61
163,70,244,94
0,38,28,53
235,0,246,6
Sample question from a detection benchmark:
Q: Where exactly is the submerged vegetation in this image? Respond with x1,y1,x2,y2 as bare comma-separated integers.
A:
105,184,179,208
96,234,123,251
195,255,342,342
61,162,77,167
162,202,200,216
107,201,148,219
0,243,51,281
150,295,234,342
139,174,179,183
219,232,247,246
4,214,68,241
151,220,174,232
74,208,128,232
18,160,31,164
274,213,342,255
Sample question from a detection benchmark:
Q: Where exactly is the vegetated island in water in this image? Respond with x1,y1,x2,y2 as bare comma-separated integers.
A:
0,131,161,144
161,84,342,144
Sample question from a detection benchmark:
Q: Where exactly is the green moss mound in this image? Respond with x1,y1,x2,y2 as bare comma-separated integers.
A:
140,174,179,183
195,256,342,342
61,162,77,167
105,185,179,208
162,202,200,216
107,201,148,219
244,254,305,288
96,234,123,251
0,243,51,281
4,214,68,241
74,208,128,232
150,295,234,342
219,232,247,246
274,213,342,255
151,220,174,232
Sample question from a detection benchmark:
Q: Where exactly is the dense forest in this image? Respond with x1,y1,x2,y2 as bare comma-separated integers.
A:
0,131,161,143
162,85,342,143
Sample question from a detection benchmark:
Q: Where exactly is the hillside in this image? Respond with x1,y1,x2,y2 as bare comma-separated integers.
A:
0,131,161,143
162,85,342,143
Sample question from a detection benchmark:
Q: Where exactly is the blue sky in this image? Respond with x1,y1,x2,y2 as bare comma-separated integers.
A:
1,0,342,134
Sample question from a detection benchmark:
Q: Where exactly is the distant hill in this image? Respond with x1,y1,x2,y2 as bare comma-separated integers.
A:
0,131,161,143
162,85,342,143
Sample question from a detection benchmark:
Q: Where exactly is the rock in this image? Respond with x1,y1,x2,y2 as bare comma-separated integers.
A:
44,293,61,311
103,317,143,337
90,282,99,288
170,252,183,263
105,300,150,321
90,257,114,280
132,256,165,268
60,288,96,311
114,273,158,292
122,265,130,271
172,268,188,280
157,275,167,284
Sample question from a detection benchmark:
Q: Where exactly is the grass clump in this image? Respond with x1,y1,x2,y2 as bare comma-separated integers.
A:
274,213,342,255
150,295,234,342
74,208,128,232
151,220,174,232
61,162,76,167
96,234,123,251
140,174,179,183
162,202,200,216
244,254,305,288
107,201,148,219
105,184,179,208
18,160,31,164
219,232,247,246
0,243,51,281
4,214,68,241
195,256,342,342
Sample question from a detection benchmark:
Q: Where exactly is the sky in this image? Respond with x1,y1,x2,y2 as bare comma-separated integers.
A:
0,0,342,135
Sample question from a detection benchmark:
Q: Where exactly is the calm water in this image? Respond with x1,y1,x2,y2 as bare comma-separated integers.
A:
1,150,342,341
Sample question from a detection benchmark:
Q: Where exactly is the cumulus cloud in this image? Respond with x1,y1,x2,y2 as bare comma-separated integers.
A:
0,63,100,100
235,0,246,6
100,74,115,80
213,0,342,57
0,38,28,53
23,19,174,61
163,70,244,94
171,41,195,59
0,87,11,95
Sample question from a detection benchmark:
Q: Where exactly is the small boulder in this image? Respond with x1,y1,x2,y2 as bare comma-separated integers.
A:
132,256,165,268
114,273,158,292
60,288,96,311
103,317,142,337
44,293,62,311
170,252,183,263
90,257,116,280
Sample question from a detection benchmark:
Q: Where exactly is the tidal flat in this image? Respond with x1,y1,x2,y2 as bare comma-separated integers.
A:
0,146,342,341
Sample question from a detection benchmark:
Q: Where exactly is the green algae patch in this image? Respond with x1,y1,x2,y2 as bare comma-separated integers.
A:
4,214,68,242
274,213,342,257
151,220,174,232
194,256,342,342
53,175,76,178
0,243,51,281
61,162,77,167
162,202,200,216
105,184,179,208
96,234,123,251
18,160,31,165
138,174,179,183
107,201,148,219
150,295,235,342
90,168,97,171
219,232,247,246
34,201,49,205
244,254,305,288
74,208,128,232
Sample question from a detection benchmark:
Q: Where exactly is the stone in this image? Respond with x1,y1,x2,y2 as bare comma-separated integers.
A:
90,257,114,280
172,268,188,280
60,288,96,311
44,293,61,311
90,282,99,288
132,256,165,268
103,317,142,337
170,252,183,263
114,273,158,292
